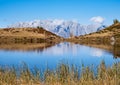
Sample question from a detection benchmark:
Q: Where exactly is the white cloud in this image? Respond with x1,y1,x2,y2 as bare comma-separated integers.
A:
90,16,105,24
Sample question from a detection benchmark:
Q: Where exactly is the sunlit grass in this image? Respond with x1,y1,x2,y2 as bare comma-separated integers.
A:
0,61,120,85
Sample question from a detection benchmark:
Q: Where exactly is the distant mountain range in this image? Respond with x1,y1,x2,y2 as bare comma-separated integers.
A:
9,20,106,38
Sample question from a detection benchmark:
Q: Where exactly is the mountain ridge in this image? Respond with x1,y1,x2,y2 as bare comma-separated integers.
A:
8,20,106,38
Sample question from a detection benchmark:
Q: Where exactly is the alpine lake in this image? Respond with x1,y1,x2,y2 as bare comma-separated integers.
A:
0,42,120,70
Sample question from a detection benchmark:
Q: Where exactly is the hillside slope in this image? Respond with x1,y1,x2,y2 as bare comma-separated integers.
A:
0,27,63,43
80,23,120,38
67,23,120,45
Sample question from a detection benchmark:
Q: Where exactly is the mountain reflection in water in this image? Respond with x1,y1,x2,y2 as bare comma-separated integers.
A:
0,42,119,70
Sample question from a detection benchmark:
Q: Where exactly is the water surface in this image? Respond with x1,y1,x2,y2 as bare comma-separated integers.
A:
0,42,120,70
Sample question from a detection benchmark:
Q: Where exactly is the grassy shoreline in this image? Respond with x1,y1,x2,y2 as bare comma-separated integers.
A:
0,61,120,85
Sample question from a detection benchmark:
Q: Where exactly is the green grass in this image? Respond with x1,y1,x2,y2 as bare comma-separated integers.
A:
0,61,120,85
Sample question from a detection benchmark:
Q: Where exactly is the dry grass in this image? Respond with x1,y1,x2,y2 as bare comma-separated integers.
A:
0,27,63,43
0,61,120,85
0,27,59,37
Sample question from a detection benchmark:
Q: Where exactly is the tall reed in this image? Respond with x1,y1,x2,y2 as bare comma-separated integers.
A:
0,61,120,85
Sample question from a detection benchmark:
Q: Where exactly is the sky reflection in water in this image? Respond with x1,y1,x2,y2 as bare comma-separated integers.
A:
0,42,119,70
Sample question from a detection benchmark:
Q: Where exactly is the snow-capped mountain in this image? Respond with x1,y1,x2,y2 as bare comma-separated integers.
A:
8,20,106,38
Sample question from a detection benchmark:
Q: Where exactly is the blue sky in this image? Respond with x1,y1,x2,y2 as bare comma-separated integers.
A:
0,0,120,27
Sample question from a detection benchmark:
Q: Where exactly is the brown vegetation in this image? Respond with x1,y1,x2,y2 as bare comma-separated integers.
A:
0,61,120,85
0,27,63,43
